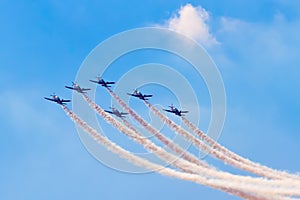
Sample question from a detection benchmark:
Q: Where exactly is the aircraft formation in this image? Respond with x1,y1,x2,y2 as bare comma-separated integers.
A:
44,77,300,200
44,77,188,117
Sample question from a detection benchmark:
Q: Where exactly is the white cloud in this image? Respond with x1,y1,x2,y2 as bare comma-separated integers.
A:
161,4,218,46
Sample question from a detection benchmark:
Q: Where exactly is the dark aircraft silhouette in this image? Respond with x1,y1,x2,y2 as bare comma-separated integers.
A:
163,104,188,116
89,76,115,88
105,107,128,118
65,82,91,94
127,89,153,101
44,94,71,105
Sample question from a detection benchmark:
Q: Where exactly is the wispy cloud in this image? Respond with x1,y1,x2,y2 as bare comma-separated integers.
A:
216,13,300,83
159,4,218,47
214,12,300,149
0,90,64,135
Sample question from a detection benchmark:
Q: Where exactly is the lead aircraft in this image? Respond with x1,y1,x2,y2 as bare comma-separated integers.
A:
44,93,71,105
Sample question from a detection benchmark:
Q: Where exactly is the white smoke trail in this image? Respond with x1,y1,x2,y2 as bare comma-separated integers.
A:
82,94,188,169
101,91,300,194
181,117,300,181
62,105,291,200
145,101,300,182
119,118,282,200
120,116,300,194
120,118,196,172
105,89,210,168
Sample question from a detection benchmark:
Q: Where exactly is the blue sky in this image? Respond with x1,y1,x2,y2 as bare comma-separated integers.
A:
1,1,300,199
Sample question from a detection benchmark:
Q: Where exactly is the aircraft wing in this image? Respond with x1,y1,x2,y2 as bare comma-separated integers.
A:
82,88,91,91
89,80,98,84
163,109,174,113
65,86,74,90
127,93,136,97
144,94,153,97
181,111,189,113
121,112,128,115
44,97,57,102
105,110,113,114
61,99,71,102
106,81,115,84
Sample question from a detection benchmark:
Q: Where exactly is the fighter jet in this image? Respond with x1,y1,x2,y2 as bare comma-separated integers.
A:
89,76,115,88
163,104,188,116
105,107,128,118
127,89,153,101
65,82,91,94
44,93,71,105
